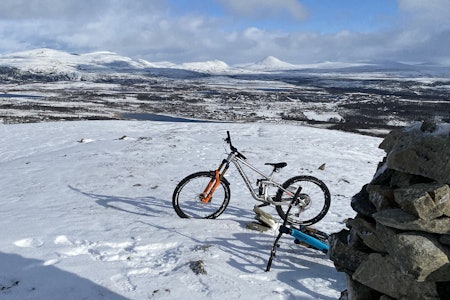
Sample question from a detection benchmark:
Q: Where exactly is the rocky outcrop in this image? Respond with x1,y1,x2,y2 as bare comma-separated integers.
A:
329,121,450,299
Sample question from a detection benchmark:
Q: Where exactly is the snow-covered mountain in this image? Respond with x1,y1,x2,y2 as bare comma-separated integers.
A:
0,49,147,74
243,55,298,70
180,60,231,73
4,48,447,78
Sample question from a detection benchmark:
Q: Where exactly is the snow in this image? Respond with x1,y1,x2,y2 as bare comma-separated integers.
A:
5,48,444,76
243,56,298,71
0,120,385,299
404,121,450,137
302,111,344,122
180,60,231,73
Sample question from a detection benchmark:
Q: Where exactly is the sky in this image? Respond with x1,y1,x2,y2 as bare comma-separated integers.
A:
0,0,450,65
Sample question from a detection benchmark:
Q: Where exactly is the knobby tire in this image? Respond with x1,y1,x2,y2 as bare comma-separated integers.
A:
275,176,331,226
172,171,230,219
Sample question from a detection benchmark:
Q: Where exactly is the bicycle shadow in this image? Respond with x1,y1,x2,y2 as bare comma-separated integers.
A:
215,231,341,300
271,246,345,300
142,219,341,300
68,185,173,217
68,186,341,298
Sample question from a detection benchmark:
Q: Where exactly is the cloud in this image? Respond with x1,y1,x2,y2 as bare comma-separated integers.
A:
398,0,450,19
216,0,308,21
0,0,173,54
0,0,450,65
0,0,104,19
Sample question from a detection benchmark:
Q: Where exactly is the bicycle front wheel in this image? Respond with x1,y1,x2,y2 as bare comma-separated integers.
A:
172,171,230,219
275,176,331,226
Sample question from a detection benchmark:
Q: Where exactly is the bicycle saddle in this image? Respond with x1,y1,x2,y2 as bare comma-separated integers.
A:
265,162,287,171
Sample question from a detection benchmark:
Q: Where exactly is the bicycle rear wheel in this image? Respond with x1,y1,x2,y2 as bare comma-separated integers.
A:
275,176,331,226
172,171,230,219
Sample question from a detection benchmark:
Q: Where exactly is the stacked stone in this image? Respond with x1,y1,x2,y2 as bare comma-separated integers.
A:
329,121,450,300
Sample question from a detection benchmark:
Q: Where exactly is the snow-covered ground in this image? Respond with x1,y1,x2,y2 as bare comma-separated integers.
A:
0,120,384,299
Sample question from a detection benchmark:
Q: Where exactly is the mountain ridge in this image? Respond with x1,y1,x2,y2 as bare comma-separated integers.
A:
4,48,446,77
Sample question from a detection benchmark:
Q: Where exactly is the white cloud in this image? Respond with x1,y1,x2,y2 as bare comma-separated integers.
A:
0,0,450,65
399,0,450,16
0,0,104,19
398,0,450,27
216,0,308,21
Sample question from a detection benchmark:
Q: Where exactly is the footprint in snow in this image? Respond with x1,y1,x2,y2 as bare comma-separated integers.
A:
110,274,136,292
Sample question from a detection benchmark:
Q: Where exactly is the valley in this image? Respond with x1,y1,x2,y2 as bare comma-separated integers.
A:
1,50,449,137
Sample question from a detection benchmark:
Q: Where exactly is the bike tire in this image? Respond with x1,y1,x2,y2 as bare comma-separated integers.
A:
172,171,231,219
275,176,331,226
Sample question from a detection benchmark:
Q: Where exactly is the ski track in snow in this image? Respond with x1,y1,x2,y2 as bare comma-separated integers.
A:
0,120,385,299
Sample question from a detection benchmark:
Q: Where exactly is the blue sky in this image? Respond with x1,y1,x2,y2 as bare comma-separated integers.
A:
168,0,397,33
0,0,449,65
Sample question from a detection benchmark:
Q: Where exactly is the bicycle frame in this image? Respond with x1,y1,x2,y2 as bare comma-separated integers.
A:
230,153,291,204
201,147,295,206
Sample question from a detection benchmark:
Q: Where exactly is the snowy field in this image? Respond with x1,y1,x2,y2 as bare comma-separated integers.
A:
0,120,385,299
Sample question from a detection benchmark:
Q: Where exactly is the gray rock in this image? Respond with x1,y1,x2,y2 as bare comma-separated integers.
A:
436,281,450,298
373,209,450,234
440,235,450,246
420,119,437,132
428,264,450,282
421,119,438,133
347,227,371,252
394,183,450,220
389,170,418,188
347,217,386,253
328,229,369,274
332,122,450,298
379,296,395,300
367,184,396,211
379,126,450,184
351,184,377,217
344,273,381,300
352,253,439,299
380,230,449,282
189,260,207,275
379,127,401,155
253,205,277,228
246,222,271,232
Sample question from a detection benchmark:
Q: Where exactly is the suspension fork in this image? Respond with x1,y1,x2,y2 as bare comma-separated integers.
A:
201,158,230,203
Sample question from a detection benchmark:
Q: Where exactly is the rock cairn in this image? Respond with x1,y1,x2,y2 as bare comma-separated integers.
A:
329,121,450,299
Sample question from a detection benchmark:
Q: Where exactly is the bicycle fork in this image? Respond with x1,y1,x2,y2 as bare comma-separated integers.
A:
201,159,230,203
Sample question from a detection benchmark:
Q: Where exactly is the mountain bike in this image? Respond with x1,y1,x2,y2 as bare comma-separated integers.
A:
266,187,329,271
172,131,331,226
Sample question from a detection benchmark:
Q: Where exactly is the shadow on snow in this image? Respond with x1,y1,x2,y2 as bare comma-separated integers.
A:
68,185,173,217
0,252,127,299
67,185,343,298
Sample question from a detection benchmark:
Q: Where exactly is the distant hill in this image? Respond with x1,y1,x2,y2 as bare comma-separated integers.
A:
1,48,450,79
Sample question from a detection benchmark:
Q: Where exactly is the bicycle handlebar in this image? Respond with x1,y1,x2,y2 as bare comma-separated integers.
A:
225,131,247,160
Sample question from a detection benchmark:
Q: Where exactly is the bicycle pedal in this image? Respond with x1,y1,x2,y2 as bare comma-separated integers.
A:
256,203,270,208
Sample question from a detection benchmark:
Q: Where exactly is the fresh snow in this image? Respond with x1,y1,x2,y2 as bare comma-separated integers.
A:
243,56,298,71
0,48,390,75
0,120,385,299
180,60,231,73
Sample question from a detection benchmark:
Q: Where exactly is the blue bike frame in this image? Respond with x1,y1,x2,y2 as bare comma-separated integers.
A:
279,225,329,253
